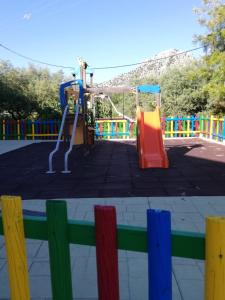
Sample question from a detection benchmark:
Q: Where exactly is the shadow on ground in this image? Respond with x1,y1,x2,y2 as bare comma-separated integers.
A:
0,138,225,199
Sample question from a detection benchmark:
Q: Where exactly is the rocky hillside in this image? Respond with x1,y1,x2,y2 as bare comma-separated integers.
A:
100,49,194,86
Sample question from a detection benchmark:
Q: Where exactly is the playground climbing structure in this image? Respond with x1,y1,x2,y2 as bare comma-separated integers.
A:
47,59,169,173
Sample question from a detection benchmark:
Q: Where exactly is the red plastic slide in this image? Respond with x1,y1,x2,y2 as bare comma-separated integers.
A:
137,107,169,169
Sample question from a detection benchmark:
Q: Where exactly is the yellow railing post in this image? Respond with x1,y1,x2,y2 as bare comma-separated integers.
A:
17,120,20,141
216,117,219,141
107,121,110,140
3,120,6,140
187,116,190,137
170,117,174,138
31,122,35,140
205,217,225,300
0,196,30,300
210,115,214,139
123,120,126,139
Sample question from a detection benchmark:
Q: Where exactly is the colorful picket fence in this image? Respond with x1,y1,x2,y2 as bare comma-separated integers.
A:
161,116,200,138
1,196,225,299
0,119,60,140
96,115,225,142
200,116,225,142
95,119,135,139
1,115,225,142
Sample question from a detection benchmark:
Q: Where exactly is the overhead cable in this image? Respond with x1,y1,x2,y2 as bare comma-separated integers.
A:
0,43,74,69
0,42,204,71
92,46,205,70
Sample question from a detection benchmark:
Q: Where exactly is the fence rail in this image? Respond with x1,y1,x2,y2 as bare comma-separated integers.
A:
1,115,225,142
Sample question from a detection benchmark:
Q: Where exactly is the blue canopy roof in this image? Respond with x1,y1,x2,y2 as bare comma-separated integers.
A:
137,85,161,94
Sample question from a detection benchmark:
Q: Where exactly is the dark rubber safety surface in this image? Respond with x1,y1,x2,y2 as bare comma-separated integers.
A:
0,138,225,199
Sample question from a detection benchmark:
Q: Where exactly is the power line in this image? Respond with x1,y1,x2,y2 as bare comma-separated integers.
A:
0,43,74,69
0,42,204,71
92,46,205,70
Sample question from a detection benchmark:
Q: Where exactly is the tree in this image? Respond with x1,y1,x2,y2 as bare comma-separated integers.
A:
0,61,39,119
24,64,63,118
194,0,225,114
95,97,112,119
160,65,208,116
0,60,64,119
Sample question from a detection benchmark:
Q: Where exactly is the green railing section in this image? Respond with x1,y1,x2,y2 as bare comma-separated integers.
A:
0,201,205,259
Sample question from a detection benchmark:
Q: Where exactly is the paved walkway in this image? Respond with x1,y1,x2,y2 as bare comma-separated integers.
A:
0,140,42,155
0,196,224,299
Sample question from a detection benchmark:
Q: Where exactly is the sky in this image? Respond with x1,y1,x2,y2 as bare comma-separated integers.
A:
0,0,206,83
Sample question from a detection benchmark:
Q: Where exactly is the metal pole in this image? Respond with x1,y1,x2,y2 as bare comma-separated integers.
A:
47,105,69,173
123,93,125,119
136,87,139,107
90,73,95,122
78,59,88,144
156,93,161,107
62,103,80,173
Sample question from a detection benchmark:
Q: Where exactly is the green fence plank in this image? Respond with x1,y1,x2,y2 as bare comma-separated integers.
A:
0,216,48,240
172,231,205,260
68,220,95,246
24,217,48,239
117,225,147,252
46,201,73,300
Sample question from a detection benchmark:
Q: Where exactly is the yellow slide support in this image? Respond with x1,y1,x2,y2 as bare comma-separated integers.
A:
0,196,30,300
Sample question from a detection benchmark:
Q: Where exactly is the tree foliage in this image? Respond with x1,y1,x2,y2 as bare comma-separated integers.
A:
0,1,225,119
0,61,64,119
160,64,208,115
194,0,225,114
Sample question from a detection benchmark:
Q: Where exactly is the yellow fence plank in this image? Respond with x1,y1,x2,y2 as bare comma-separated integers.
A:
123,121,126,139
187,117,190,137
209,115,213,138
165,130,200,134
31,123,35,140
26,134,58,136
107,122,110,139
96,120,126,123
2,120,5,140
205,217,225,300
0,196,30,300
170,118,174,138
17,120,20,141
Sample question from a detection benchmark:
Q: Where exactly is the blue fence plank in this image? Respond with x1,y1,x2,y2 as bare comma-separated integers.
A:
174,117,178,138
223,118,225,141
6,120,10,139
111,122,114,137
147,209,172,300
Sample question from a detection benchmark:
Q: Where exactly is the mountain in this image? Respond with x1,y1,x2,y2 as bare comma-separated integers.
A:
100,49,194,86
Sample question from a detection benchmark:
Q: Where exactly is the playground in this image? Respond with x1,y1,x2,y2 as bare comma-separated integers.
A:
0,62,225,300
0,138,225,199
0,133,225,299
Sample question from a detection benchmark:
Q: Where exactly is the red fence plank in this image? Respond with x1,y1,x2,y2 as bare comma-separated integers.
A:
94,205,120,300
